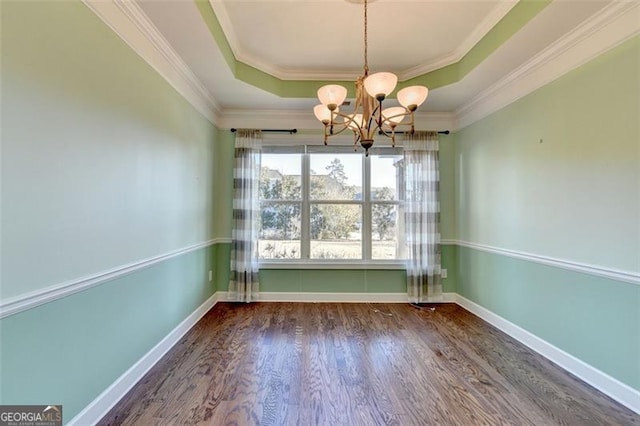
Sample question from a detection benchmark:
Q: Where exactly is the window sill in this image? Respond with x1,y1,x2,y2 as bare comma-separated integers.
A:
259,261,406,270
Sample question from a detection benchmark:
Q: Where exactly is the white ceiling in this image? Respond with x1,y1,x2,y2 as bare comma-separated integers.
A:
134,0,615,116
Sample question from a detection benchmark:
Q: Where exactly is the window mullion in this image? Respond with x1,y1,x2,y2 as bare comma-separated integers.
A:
301,148,310,259
363,154,372,260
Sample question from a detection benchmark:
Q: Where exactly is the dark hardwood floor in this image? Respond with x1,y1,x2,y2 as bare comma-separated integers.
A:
99,302,639,425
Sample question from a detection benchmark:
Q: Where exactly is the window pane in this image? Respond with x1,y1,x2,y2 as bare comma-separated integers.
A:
310,204,361,259
371,154,403,200
260,154,301,200
310,154,362,200
371,203,405,259
259,202,301,259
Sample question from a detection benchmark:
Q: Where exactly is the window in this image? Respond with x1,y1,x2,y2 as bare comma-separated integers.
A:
259,146,405,263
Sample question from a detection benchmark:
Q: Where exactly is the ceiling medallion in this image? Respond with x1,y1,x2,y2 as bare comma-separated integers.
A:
313,0,429,155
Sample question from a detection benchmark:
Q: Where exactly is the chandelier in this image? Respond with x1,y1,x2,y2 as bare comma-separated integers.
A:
313,0,429,155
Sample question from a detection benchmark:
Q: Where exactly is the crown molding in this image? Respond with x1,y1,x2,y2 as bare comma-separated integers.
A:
82,0,222,126
209,0,517,82
455,1,640,131
84,0,637,134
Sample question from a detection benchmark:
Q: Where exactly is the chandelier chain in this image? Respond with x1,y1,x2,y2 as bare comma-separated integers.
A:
364,0,368,75
314,0,429,154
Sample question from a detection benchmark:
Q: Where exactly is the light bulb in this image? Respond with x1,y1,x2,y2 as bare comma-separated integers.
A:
382,107,406,125
314,104,335,124
397,86,428,111
317,85,347,110
364,72,398,100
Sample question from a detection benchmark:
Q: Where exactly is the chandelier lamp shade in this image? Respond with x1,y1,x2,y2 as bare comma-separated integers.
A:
313,0,429,155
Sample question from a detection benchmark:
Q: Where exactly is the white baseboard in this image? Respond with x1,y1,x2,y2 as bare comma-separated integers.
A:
455,294,640,414
216,291,457,303
71,290,638,424
68,292,220,425
259,292,408,303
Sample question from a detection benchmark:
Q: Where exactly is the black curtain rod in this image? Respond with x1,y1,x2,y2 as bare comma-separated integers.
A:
379,130,450,135
230,128,448,135
230,128,298,134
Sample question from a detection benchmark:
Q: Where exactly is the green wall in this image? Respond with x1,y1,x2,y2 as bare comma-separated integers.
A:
455,37,639,273
1,1,221,421
1,1,219,299
0,246,216,419
213,243,457,294
457,246,639,390
3,0,635,421
454,36,640,390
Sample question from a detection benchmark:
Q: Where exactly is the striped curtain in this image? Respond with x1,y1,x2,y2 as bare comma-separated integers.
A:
229,129,262,302
403,131,442,303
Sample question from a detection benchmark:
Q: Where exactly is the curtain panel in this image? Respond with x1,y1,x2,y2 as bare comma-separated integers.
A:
403,131,442,303
229,129,262,302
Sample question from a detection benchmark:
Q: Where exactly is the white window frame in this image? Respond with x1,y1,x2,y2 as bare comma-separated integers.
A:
260,145,405,269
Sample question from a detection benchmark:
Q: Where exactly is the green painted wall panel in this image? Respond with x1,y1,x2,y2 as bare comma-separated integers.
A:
259,269,405,294
215,242,232,293
457,246,639,390
1,0,221,421
439,133,457,240
1,0,219,299
454,37,640,390
214,131,235,240
216,243,456,294
455,36,640,272
0,246,217,421
441,244,457,293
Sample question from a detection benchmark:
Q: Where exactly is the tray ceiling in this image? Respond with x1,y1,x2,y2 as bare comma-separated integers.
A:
125,0,625,118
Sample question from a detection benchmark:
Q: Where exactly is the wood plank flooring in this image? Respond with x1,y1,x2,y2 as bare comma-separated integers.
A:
99,303,639,425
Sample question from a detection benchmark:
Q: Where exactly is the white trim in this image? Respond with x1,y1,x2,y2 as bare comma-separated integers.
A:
259,261,406,270
450,239,640,286
455,294,640,414
217,291,457,304
83,1,638,135
68,292,220,426
237,291,408,303
82,0,222,126
455,1,640,130
0,239,227,319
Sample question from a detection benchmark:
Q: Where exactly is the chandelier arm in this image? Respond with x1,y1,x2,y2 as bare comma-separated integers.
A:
327,111,362,137
378,119,413,136
332,110,358,128
364,101,382,140
381,110,411,125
